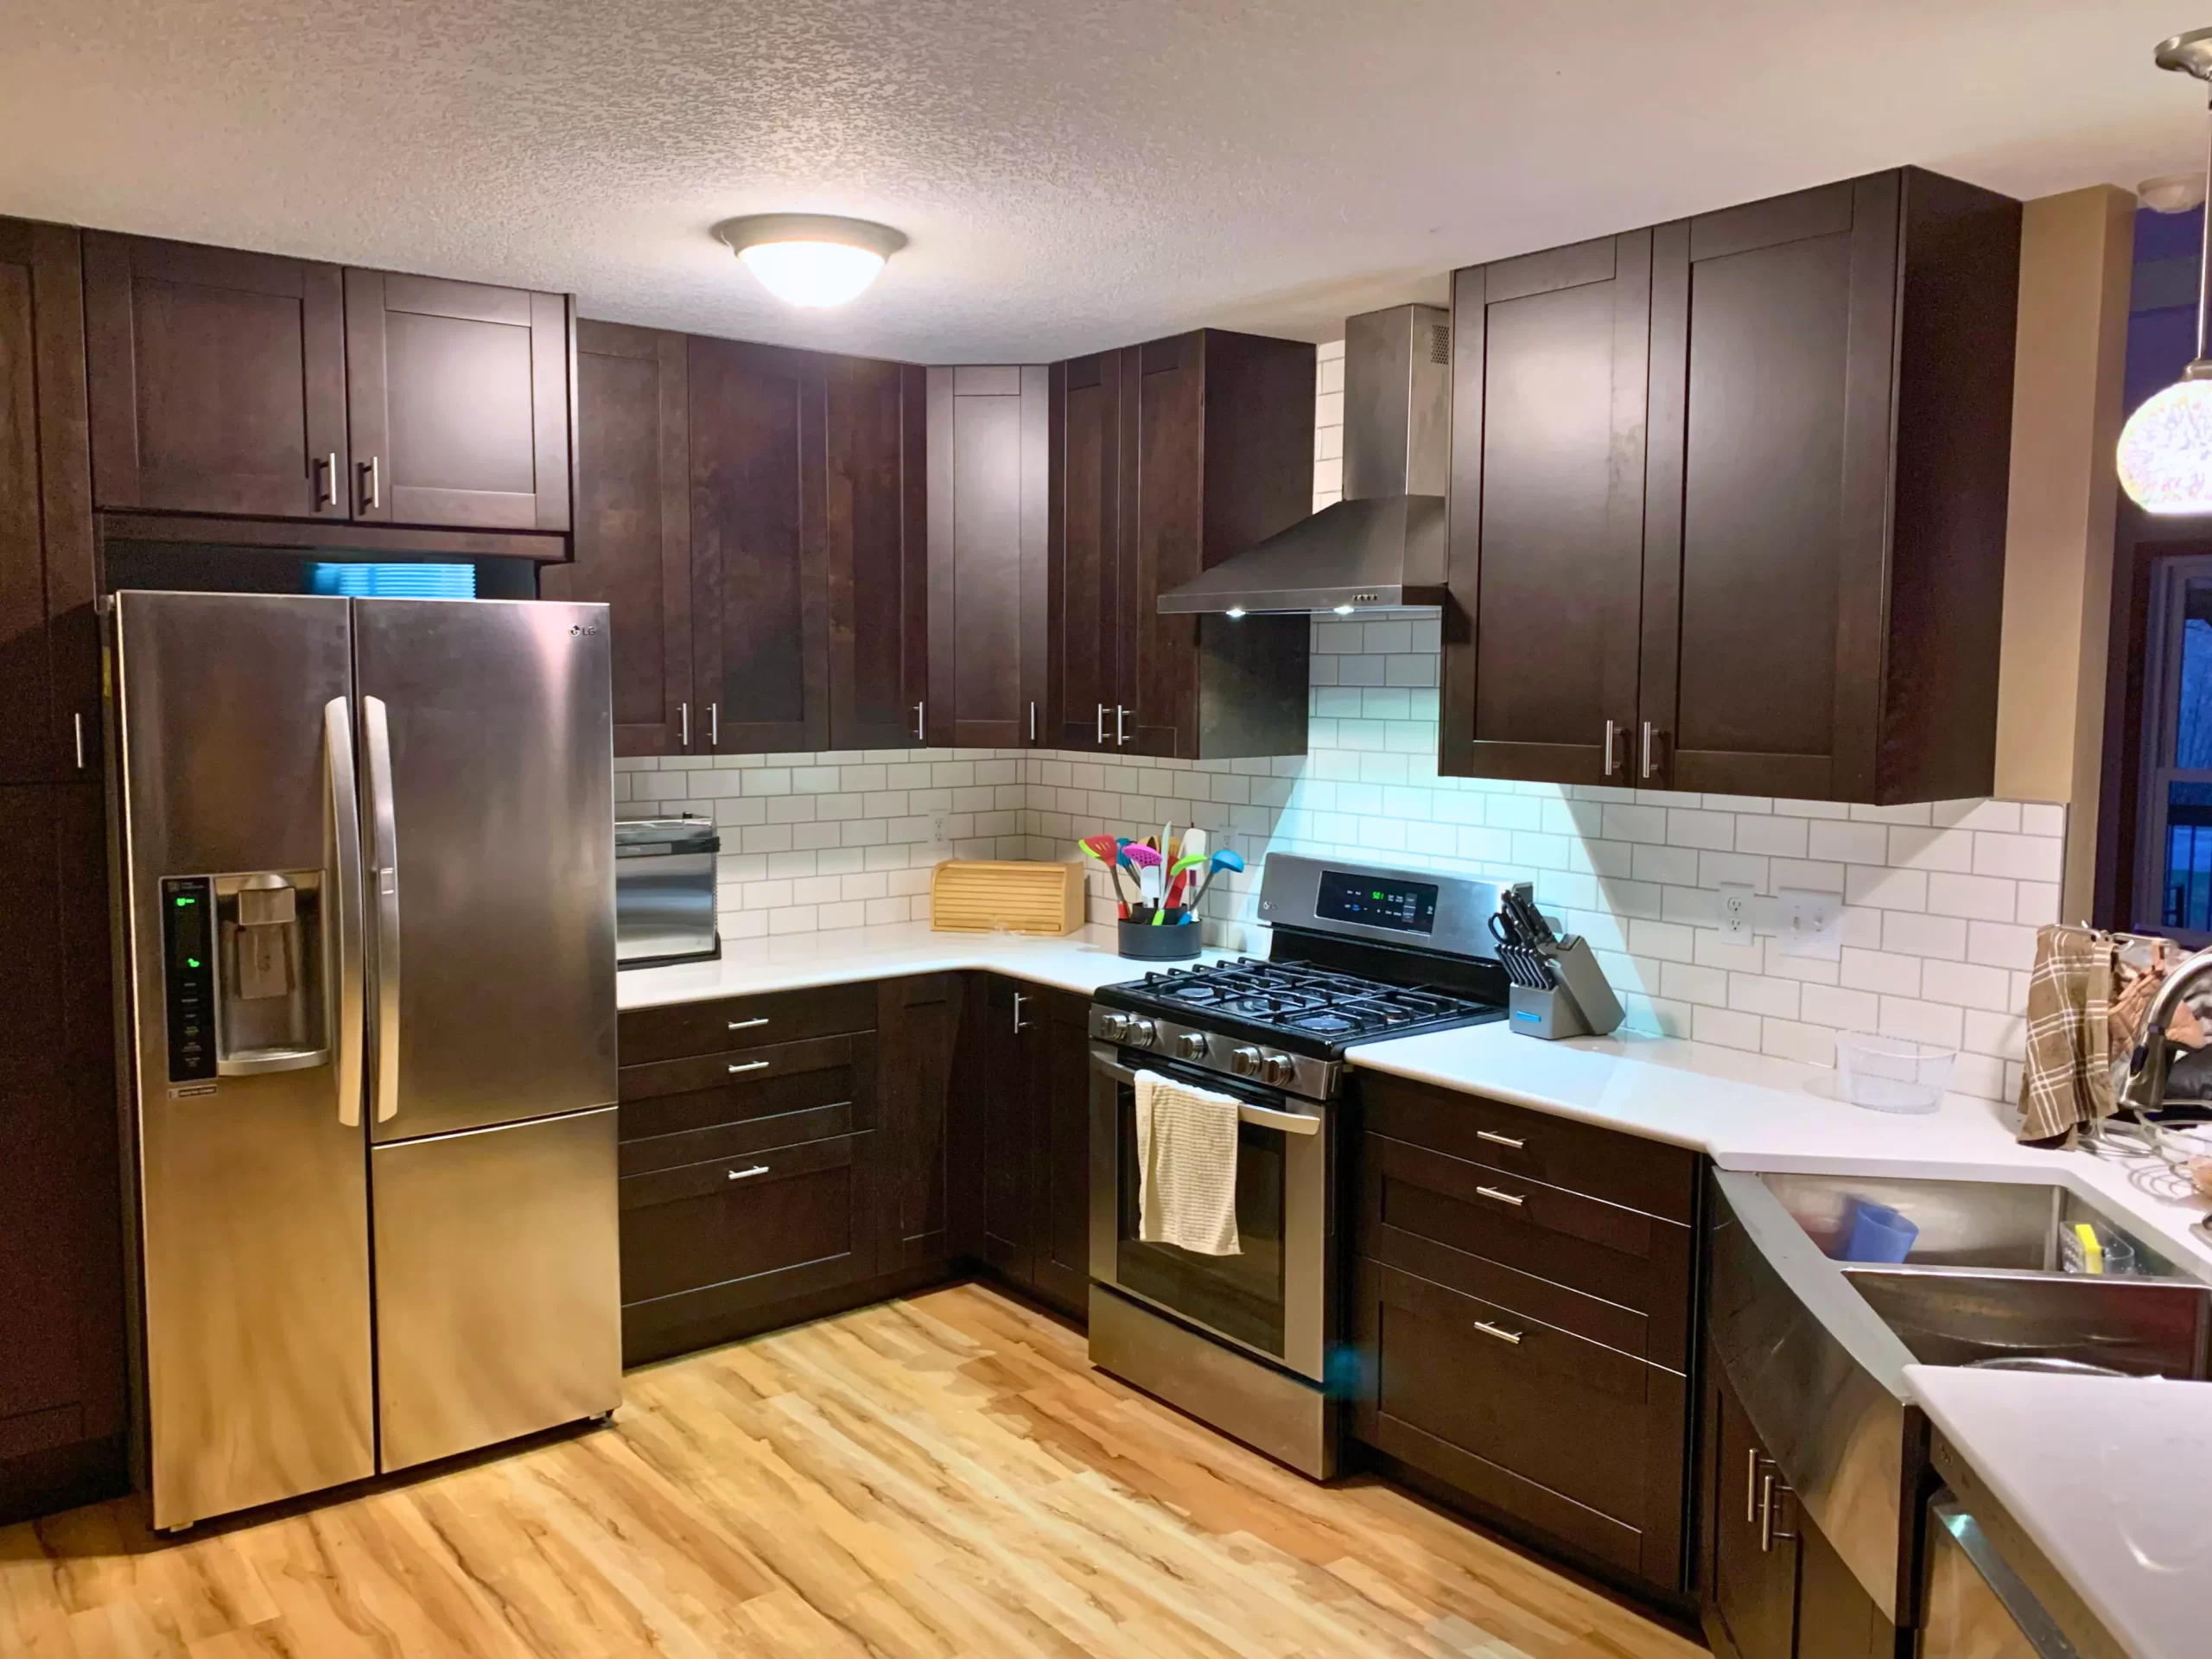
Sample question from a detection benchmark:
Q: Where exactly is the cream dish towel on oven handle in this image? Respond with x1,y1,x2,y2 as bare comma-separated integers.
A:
1134,1070,1242,1256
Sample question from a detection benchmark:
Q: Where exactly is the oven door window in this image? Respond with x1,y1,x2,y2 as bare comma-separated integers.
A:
1115,1094,1287,1361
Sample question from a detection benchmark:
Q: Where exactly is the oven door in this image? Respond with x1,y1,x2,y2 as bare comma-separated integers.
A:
1088,1045,1332,1382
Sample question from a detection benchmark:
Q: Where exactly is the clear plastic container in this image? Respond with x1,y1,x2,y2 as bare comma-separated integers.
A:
1834,1032,1955,1114
2059,1223,2138,1277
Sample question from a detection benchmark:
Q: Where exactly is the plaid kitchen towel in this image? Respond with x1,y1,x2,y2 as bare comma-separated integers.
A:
2018,925,2117,1144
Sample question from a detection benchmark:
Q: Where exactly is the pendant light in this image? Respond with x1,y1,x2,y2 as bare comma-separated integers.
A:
2119,28,2212,514
713,214,907,309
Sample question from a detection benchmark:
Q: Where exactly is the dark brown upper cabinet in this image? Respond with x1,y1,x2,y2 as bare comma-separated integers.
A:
0,219,99,785
84,233,349,520
926,365,1048,748
343,270,571,532
544,321,690,756
1049,328,1314,760
1441,168,2019,804
824,354,927,752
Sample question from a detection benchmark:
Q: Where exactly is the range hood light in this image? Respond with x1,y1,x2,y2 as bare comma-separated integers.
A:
2120,28,2212,513
1333,604,1356,615
1225,607,1247,619
714,213,908,309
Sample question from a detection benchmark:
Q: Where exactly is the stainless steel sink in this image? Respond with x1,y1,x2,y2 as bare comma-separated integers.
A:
1707,1170,2210,1630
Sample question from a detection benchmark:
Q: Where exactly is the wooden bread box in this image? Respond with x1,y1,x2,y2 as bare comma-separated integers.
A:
928,861,1085,936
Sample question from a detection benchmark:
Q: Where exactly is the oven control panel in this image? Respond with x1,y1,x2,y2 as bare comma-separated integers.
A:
1089,1007,1338,1101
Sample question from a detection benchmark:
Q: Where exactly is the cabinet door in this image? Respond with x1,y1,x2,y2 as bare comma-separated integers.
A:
0,220,97,785
1049,353,1122,749
1707,1364,1800,1659
344,270,571,531
689,336,830,753
1442,234,1649,785
877,976,961,1270
979,978,1039,1287
1642,176,1899,799
545,321,691,757
1029,989,1092,1317
1126,335,1202,757
83,232,348,519
826,356,926,750
0,785,124,1460
927,365,1048,748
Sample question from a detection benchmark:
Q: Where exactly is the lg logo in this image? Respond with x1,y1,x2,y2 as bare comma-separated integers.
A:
569,622,601,637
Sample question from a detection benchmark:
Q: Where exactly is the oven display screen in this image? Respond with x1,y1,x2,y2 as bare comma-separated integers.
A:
1315,870,1439,934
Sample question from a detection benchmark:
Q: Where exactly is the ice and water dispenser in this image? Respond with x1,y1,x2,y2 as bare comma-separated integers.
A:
159,870,329,1082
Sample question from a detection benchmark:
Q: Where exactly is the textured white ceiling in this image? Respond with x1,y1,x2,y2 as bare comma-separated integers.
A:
0,0,2201,360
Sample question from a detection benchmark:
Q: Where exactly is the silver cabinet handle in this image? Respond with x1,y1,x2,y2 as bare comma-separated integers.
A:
1027,701,1037,742
1476,1128,1524,1150
1472,1319,1523,1346
317,451,340,508
727,1016,769,1032
1475,1185,1525,1208
71,711,85,770
913,701,925,742
726,1059,770,1075
1747,1446,1762,1524
1096,702,1107,745
325,697,365,1128
1641,719,1662,780
361,695,401,1125
1602,718,1618,777
709,702,719,747
726,1165,770,1182
1116,705,1130,747
679,702,690,748
1012,991,1029,1033
359,454,380,512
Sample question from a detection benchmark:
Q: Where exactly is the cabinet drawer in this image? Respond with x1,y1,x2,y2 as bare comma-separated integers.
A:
1357,1070,1698,1224
1359,1133,1693,1367
618,1131,878,1311
1354,1260,1687,1584
619,1032,876,1146
618,982,876,1065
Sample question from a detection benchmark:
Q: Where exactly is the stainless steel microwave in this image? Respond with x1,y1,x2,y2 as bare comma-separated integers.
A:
615,817,720,968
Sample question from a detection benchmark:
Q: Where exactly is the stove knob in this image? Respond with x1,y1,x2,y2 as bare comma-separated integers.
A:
1176,1031,1210,1061
1127,1018,1157,1048
1262,1052,1295,1086
1230,1046,1263,1077
1098,1012,1131,1041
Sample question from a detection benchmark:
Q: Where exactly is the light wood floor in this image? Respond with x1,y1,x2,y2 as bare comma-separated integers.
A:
0,1283,1703,1658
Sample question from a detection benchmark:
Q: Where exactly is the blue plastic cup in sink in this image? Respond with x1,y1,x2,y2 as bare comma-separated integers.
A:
1842,1200,1919,1264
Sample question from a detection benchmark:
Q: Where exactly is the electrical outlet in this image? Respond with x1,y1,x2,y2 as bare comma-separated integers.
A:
1777,887,1842,960
1717,882,1755,946
929,811,950,849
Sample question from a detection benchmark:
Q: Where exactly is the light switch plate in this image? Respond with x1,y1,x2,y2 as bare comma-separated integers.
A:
1717,882,1756,946
1778,887,1843,960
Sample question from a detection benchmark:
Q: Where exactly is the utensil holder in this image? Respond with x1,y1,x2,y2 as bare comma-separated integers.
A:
1117,918,1202,961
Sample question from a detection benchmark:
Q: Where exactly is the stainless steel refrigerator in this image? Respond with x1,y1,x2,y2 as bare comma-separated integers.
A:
110,590,621,1531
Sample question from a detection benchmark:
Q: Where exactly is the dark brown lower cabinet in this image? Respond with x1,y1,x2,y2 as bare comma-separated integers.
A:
1700,1355,1896,1659
878,975,963,1271
954,975,1091,1320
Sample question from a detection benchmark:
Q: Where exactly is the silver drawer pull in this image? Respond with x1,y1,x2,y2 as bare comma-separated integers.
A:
1476,1129,1525,1150
726,1165,770,1182
1476,1185,1526,1208
726,1017,769,1032
727,1060,770,1076
1472,1320,1523,1346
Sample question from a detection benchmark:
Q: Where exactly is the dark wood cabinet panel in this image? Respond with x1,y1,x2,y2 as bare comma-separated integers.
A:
84,232,348,520
927,365,1047,748
689,335,830,753
1048,353,1122,750
1031,989,1092,1314
0,219,98,785
0,784,125,1519
878,975,962,1270
1441,234,1649,785
618,1032,877,1156
546,321,690,757
825,355,927,752
343,269,570,531
979,979,1037,1284
618,982,874,1066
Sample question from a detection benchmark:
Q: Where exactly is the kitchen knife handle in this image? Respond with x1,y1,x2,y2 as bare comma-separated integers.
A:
326,697,365,1128
363,695,402,1124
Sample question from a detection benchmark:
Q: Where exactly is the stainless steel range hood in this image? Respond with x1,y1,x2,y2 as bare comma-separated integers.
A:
1158,303,1448,615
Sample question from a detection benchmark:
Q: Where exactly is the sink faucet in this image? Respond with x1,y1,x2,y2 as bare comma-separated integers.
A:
2119,944,2212,1113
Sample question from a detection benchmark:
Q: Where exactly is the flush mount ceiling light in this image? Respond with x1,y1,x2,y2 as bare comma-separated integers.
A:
713,213,907,309
2120,28,2212,514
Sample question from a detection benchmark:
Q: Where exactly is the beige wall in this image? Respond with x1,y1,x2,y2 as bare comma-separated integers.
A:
1993,184,2135,921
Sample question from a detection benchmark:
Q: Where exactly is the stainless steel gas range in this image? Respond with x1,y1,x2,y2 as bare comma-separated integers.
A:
1085,854,1522,1477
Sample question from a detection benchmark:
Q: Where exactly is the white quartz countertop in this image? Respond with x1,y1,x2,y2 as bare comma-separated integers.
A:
1906,1366,2212,1659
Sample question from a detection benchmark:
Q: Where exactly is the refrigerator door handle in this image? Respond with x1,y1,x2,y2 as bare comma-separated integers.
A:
362,695,402,1125
325,697,366,1128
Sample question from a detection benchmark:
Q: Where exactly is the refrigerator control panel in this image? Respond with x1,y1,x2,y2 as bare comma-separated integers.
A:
162,876,217,1082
